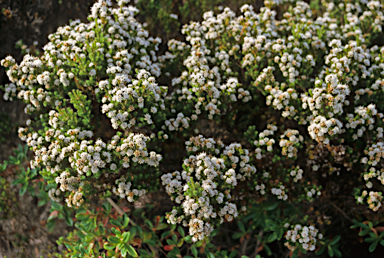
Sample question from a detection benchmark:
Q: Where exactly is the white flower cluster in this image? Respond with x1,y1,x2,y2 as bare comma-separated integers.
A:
255,183,266,195
101,69,167,130
284,224,323,252
185,135,224,154
166,7,257,122
112,177,146,202
1,0,166,206
289,166,303,183
302,75,350,117
163,112,191,132
253,124,278,159
3,0,384,236
161,136,255,241
303,185,322,201
271,184,288,201
357,190,383,212
19,118,161,203
307,116,343,144
359,141,384,210
279,129,303,158
265,84,299,118
346,104,381,140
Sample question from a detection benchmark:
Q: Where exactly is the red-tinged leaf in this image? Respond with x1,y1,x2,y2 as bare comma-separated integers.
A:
48,210,59,219
131,238,142,247
164,245,175,251
256,243,264,253
156,215,160,225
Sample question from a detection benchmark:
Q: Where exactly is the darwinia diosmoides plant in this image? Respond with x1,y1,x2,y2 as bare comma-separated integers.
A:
3,0,384,255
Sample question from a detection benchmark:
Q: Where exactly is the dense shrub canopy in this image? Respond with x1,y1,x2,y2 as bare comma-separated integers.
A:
2,0,384,256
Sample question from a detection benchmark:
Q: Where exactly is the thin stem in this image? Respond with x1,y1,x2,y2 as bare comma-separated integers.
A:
106,197,137,226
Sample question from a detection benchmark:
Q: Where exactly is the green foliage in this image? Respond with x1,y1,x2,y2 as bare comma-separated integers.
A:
315,235,342,258
351,220,384,253
0,145,30,218
58,90,93,130
0,175,16,219
135,0,255,40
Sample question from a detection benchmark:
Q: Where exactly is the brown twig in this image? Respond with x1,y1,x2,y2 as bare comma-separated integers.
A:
329,201,353,223
106,197,136,226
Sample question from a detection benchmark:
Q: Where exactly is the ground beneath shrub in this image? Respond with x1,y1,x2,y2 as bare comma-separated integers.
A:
0,161,71,258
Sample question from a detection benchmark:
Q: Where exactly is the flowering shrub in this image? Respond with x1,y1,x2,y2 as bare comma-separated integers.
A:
284,224,322,253
3,0,384,256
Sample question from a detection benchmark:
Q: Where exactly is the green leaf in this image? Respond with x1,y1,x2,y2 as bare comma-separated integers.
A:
111,227,121,236
334,247,342,257
369,232,378,238
364,237,376,243
12,178,24,185
191,245,198,258
232,232,243,239
65,214,73,226
118,243,124,250
51,201,63,211
184,235,192,243
267,232,277,243
328,245,334,257
369,240,379,252
75,213,89,220
156,223,168,230
166,239,176,246
237,221,246,232
264,243,272,255
161,231,172,239
104,243,115,250
177,238,184,247
121,247,127,257
330,235,341,245
87,243,94,253
102,201,111,214
76,230,86,239
19,183,28,196
126,244,138,257
265,219,276,228
292,248,299,258
108,236,121,244
123,232,131,243
38,199,47,207
46,220,56,232
359,229,370,236
146,239,156,247
123,214,130,228
110,218,122,227
277,228,284,240
178,226,185,237
315,245,326,255
79,244,87,254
